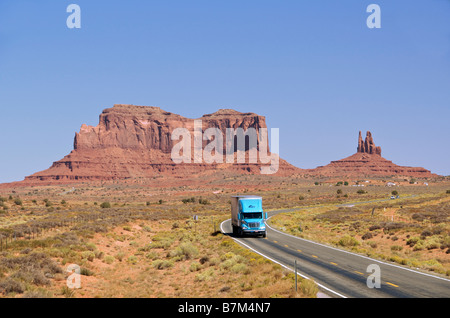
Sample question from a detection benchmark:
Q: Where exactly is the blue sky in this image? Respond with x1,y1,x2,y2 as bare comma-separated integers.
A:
1,0,449,183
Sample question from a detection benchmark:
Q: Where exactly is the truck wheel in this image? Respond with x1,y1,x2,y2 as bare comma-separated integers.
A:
262,232,266,238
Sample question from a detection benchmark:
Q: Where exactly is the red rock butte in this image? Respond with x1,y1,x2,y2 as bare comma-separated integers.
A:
22,104,301,184
4,105,438,186
304,131,437,178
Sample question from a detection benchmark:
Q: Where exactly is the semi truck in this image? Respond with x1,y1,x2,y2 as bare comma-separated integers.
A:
231,196,267,237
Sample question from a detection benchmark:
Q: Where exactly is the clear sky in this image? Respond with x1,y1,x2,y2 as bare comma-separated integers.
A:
1,0,449,183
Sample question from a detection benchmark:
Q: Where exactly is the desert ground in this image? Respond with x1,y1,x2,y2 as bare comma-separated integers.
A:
0,173,448,298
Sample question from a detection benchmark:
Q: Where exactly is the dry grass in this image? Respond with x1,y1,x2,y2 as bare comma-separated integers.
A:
0,175,448,297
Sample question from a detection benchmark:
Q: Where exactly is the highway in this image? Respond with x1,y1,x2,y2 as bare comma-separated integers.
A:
220,208,450,298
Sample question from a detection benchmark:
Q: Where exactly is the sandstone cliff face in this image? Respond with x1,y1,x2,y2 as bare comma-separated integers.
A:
25,105,299,183
74,106,267,153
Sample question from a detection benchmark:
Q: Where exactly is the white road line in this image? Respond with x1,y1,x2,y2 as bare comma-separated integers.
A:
220,219,347,298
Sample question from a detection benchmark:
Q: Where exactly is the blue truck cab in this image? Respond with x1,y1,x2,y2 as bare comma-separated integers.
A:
231,196,267,237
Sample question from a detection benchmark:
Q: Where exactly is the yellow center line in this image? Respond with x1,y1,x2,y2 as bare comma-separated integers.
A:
273,240,278,243
330,262,338,266
297,249,302,253
312,255,318,258
284,244,289,248
354,271,364,276
386,282,399,288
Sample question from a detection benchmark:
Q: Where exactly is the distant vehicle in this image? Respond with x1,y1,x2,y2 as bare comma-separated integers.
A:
231,196,267,238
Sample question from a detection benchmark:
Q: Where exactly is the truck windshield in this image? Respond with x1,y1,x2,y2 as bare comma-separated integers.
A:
242,212,262,219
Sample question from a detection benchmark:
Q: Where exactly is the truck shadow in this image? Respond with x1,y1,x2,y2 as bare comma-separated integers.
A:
220,231,264,239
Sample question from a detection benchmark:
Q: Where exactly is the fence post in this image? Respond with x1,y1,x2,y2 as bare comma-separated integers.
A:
294,259,298,292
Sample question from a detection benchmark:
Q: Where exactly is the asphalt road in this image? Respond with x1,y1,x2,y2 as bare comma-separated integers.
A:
220,208,450,298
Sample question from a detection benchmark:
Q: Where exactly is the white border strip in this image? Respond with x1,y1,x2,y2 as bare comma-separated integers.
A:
220,219,347,298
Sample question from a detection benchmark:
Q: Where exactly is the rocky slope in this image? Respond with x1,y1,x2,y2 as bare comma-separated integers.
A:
305,131,436,178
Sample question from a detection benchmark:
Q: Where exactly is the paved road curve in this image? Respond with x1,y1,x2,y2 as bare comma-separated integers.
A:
221,208,450,298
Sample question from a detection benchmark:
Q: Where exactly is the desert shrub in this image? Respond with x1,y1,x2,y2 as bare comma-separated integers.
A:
314,207,364,223
0,252,61,294
357,189,366,194
408,202,450,223
406,237,420,247
127,255,138,265
337,235,359,247
382,222,407,233
0,278,25,294
220,258,236,270
151,235,175,250
231,263,248,274
366,241,377,248
182,197,196,204
424,237,441,250
152,259,173,270
80,267,94,276
104,255,115,264
14,198,23,206
299,278,319,297
413,240,426,251
22,289,52,298
362,232,373,240
115,251,125,262
391,245,403,251
189,261,202,272
195,268,215,282
53,232,80,248
0,252,62,275
446,190,450,194
11,269,50,286
199,256,209,264
169,242,199,260
81,251,95,262
100,202,111,209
